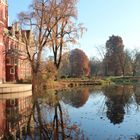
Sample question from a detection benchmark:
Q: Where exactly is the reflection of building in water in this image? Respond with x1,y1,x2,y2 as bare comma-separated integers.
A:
0,100,6,138
60,88,89,108
0,94,32,139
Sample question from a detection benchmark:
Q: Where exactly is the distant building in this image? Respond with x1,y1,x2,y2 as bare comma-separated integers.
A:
0,0,31,83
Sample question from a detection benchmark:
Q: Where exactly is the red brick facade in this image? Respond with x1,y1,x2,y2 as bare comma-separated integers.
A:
0,0,7,83
0,0,31,82
0,94,32,138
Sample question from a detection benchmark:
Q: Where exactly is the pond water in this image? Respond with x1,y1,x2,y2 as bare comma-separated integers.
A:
0,85,140,140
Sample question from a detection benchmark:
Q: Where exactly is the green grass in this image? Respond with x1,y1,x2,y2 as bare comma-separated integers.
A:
106,76,140,85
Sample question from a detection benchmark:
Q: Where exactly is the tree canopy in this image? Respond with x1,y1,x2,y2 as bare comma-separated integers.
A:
104,35,125,76
70,48,90,77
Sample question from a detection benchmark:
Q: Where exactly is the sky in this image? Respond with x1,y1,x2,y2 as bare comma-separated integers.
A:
8,0,140,58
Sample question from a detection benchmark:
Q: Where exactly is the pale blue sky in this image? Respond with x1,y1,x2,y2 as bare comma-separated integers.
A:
8,0,140,58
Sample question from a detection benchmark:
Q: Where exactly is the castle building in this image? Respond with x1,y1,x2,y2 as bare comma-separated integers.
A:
0,0,31,83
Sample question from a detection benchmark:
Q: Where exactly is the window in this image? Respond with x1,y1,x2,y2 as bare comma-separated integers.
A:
6,58,10,64
8,44,10,50
10,68,15,74
15,59,18,65
11,58,15,65
10,99,15,105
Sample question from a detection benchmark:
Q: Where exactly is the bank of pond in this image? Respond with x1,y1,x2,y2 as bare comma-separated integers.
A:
45,76,140,90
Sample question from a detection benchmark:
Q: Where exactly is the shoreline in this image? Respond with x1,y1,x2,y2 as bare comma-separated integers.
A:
0,84,32,94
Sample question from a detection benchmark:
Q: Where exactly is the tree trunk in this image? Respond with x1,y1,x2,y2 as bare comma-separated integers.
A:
133,69,136,77
32,72,38,95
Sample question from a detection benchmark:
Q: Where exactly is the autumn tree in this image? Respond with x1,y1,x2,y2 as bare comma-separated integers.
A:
104,35,125,76
49,0,85,70
70,48,90,77
18,0,84,95
39,59,57,81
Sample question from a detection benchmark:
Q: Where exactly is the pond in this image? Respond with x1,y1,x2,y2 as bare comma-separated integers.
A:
0,85,140,140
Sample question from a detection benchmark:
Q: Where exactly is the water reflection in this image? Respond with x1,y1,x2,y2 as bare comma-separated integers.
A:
134,86,140,106
59,88,89,108
57,86,140,139
27,91,87,140
1,85,140,139
0,92,32,139
103,85,133,124
0,91,87,140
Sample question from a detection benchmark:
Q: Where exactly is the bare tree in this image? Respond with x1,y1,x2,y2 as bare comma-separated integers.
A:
95,45,106,61
18,0,84,95
129,49,140,76
118,49,131,76
95,45,106,76
49,0,86,69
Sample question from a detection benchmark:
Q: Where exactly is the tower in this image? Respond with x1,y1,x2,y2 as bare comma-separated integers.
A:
0,0,8,27
0,0,8,83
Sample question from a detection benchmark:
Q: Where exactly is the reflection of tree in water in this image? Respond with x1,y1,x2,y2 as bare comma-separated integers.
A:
134,134,140,140
1,90,87,140
133,85,140,106
104,85,133,125
59,88,89,108
106,97,125,125
24,91,87,140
